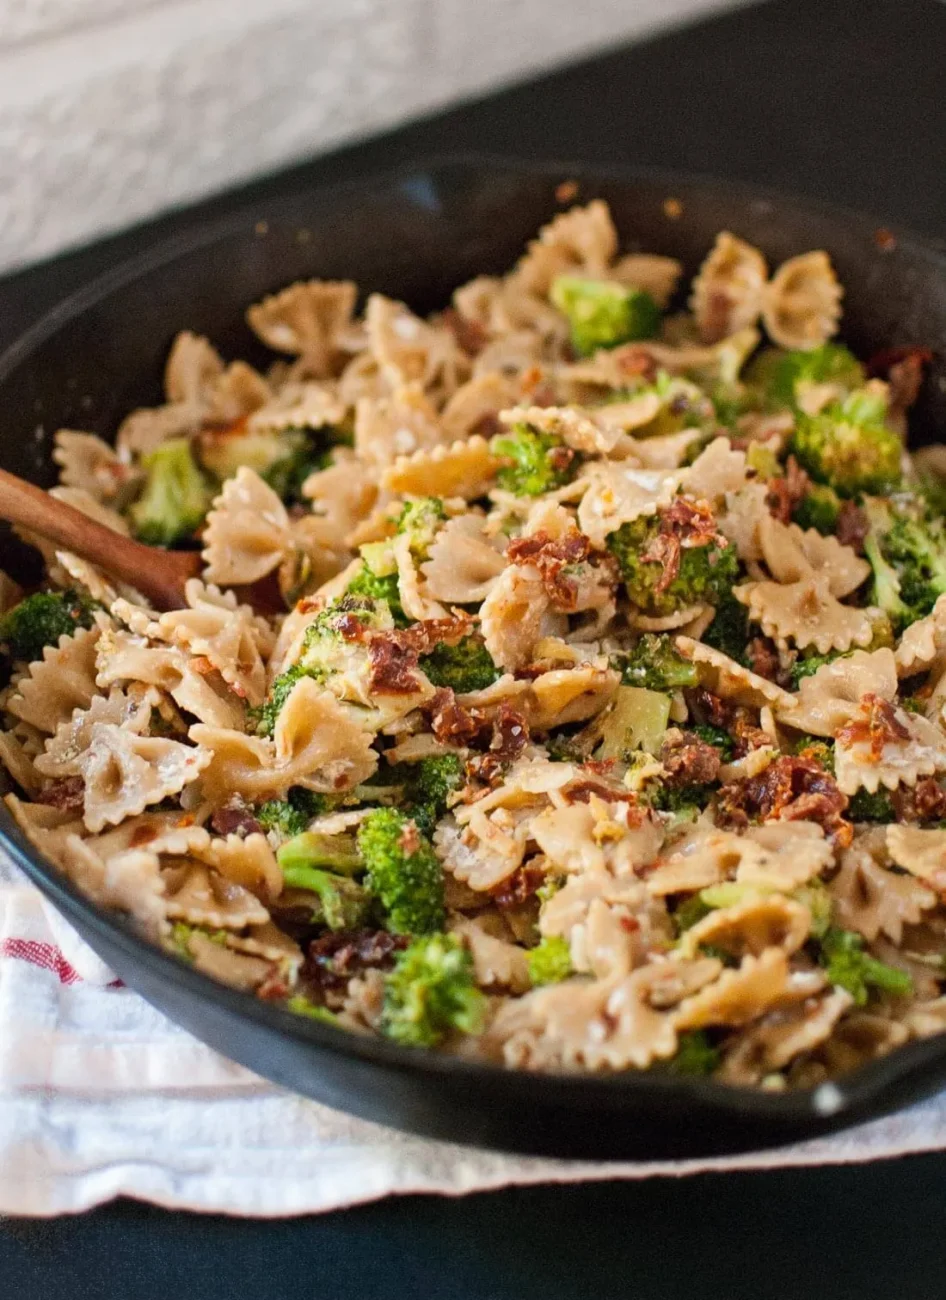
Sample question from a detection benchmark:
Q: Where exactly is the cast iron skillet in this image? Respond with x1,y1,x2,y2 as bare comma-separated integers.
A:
2,158,946,1161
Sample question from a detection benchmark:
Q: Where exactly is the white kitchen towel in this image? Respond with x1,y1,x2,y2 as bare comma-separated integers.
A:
3,851,946,1219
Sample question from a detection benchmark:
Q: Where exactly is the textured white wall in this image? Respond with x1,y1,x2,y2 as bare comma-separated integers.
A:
0,0,745,272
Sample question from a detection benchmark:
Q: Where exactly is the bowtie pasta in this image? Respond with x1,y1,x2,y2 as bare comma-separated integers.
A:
4,199,946,1089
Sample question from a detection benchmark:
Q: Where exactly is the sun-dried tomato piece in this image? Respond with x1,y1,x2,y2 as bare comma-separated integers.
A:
717,754,851,844
836,500,869,553
35,776,85,813
766,455,809,525
836,693,910,762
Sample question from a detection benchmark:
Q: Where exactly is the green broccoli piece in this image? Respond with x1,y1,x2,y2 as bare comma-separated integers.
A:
419,636,499,693
701,594,751,667
793,482,842,534
607,510,738,615
792,736,835,773
167,922,228,962
761,343,865,410
789,649,839,689
381,933,487,1047
256,789,340,839
863,495,946,631
652,783,716,816
400,754,466,836
668,1030,721,1077
847,787,896,822
357,807,445,935
617,634,699,692
527,935,573,986
789,392,901,497
690,723,736,762
397,497,447,559
128,437,212,545
0,588,97,662
490,424,578,497
550,275,661,356
672,894,713,935
345,563,405,622
793,880,833,939
297,595,395,675
277,830,361,877
262,434,330,504
818,927,913,1006
248,663,325,737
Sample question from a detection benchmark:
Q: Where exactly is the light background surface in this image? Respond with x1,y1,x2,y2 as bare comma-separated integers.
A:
0,0,752,272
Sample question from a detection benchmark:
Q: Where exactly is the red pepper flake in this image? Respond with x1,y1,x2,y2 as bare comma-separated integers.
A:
555,179,580,204
836,693,910,762
663,198,683,220
874,227,897,252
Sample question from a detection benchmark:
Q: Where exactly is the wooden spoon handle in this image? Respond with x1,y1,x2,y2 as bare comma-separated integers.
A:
0,467,199,610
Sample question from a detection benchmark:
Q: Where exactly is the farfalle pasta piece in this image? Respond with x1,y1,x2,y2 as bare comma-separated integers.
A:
78,724,210,833
678,894,811,961
161,860,269,930
479,563,552,672
246,280,358,376
449,915,531,993
116,401,200,458
300,448,378,550
354,384,444,474
53,430,138,504
720,988,852,1086
421,512,506,603
249,379,347,434
674,637,795,711
59,836,166,937
391,532,447,623
735,575,875,655
678,437,750,503
438,372,520,442
201,467,292,586
895,594,946,675
717,482,770,562
204,361,272,425
186,934,274,991
34,687,153,779
163,330,224,406
532,803,663,878
757,514,870,598
610,253,681,307
646,821,833,896
191,678,377,805
434,805,534,891
201,832,283,901
518,199,618,294
95,628,244,730
156,580,273,708
499,404,634,457
5,624,102,733
382,435,499,498
761,250,842,351
830,840,937,943
0,729,41,795
525,664,620,731
365,293,468,399
690,232,768,343
777,648,897,736
576,463,680,547
886,824,946,891
674,949,792,1031
835,706,946,796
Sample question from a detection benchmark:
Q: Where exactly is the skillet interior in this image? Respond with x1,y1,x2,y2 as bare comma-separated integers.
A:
2,157,946,1159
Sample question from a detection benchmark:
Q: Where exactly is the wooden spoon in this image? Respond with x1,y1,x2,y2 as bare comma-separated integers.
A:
0,467,200,609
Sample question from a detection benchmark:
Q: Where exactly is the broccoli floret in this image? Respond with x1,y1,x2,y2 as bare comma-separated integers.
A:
761,343,865,410
256,789,340,839
277,830,369,930
527,935,573,986
262,435,330,504
617,634,699,692
490,424,579,497
402,754,466,836
357,807,445,936
128,437,212,545
381,933,487,1047
793,880,833,939
419,636,499,693
818,927,913,1006
668,1030,721,1077
248,663,325,737
0,588,97,662
847,787,896,822
793,483,842,534
397,497,447,559
863,495,946,631
345,563,404,622
297,595,395,674
607,510,738,615
789,648,839,689
672,894,713,935
701,594,751,667
652,783,716,816
691,723,736,762
789,392,901,497
550,275,660,356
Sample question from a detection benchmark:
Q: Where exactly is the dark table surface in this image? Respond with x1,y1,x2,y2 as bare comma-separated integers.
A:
3,0,946,1294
